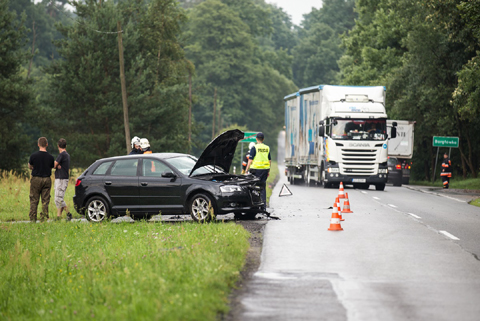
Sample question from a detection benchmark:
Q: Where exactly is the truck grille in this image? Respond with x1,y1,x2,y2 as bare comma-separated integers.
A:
340,149,377,175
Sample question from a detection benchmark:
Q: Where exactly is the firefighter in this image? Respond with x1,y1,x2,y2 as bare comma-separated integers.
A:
241,142,255,174
245,133,271,210
140,138,152,154
441,152,452,189
140,138,155,173
129,136,143,155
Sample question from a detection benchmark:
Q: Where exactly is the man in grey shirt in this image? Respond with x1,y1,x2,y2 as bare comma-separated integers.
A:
54,138,72,221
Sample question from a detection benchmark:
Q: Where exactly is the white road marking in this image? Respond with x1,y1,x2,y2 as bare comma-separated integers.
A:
439,230,460,241
361,191,368,194
388,204,397,208
408,213,422,219
372,197,380,200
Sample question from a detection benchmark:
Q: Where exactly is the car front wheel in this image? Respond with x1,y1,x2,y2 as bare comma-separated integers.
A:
189,193,215,222
85,196,110,222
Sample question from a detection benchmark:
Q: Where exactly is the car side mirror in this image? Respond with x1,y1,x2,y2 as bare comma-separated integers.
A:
162,171,176,178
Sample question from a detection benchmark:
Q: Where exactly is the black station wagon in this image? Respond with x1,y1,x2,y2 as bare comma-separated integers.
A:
73,130,264,222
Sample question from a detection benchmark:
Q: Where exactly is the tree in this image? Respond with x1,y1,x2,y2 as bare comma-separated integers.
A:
292,0,357,87
184,0,296,155
41,0,190,167
0,0,33,173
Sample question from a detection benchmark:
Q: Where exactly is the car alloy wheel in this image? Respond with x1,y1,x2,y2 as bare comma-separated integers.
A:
190,194,214,222
86,197,109,222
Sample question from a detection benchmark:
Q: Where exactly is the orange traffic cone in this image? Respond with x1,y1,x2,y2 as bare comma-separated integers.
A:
338,182,346,199
335,197,345,221
341,192,353,214
328,202,343,231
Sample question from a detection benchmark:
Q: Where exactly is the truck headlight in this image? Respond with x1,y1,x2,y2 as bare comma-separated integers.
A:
220,185,242,193
328,168,340,173
378,168,388,174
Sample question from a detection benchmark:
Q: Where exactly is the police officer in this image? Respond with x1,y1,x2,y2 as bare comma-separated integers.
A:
441,152,452,189
245,132,271,210
129,136,143,155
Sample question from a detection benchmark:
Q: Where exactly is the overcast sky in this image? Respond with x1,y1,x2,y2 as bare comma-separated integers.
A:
266,0,323,26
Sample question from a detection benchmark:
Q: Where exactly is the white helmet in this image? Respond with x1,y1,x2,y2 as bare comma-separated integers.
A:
249,142,255,150
131,136,141,148
140,138,150,149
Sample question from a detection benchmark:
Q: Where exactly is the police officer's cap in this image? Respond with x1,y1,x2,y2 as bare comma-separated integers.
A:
256,132,264,139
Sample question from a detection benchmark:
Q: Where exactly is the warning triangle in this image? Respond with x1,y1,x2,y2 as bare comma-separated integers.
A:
279,184,293,197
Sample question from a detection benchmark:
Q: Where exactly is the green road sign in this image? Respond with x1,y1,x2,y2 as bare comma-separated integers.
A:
241,131,258,143
432,136,459,148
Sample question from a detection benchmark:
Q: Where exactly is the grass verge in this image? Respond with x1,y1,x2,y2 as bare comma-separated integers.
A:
0,221,250,320
0,170,82,222
266,161,279,206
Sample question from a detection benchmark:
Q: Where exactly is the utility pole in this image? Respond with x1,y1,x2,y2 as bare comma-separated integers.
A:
212,87,217,139
117,21,131,154
27,21,36,79
188,71,192,153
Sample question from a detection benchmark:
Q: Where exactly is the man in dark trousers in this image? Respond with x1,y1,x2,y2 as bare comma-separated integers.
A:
441,152,452,189
28,137,54,222
242,142,255,174
245,132,271,210
54,138,72,221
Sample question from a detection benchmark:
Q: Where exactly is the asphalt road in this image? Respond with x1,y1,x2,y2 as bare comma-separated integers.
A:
237,132,480,321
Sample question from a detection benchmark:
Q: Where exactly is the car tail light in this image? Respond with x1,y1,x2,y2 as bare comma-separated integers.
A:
75,179,82,187
396,164,401,169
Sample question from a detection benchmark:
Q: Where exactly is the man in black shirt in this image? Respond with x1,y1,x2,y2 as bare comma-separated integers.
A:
54,138,72,221
28,137,54,222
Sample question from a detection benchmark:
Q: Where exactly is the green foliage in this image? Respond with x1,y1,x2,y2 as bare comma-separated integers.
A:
184,0,296,156
39,0,190,167
0,0,33,173
293,0,357,87
0,221,250,320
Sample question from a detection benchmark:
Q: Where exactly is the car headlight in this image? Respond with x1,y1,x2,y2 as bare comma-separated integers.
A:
220,185,243,193
328,168,340,173
378,168,388,173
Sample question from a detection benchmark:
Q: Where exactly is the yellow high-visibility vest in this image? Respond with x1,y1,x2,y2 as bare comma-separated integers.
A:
251,143,270,169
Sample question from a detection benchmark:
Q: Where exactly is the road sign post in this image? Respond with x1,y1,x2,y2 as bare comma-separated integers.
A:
432,136,459,183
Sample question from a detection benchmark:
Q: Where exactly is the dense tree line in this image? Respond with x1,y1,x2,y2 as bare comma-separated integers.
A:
339,0,480,180
1,0,479,180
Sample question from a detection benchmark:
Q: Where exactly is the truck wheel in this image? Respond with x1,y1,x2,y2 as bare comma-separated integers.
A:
393,178,402,187
375,184,386,191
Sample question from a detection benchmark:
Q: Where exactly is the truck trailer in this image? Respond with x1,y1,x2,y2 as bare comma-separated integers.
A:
284,85,397,190
387,120,415,185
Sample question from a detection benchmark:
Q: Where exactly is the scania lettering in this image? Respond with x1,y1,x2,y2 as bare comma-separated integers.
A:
284,85,397,190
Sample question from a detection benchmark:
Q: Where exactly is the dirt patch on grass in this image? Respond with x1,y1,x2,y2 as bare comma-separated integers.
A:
222,219,267,321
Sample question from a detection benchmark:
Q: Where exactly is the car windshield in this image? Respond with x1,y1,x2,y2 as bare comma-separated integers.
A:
331,119,387,141
165,156,226,176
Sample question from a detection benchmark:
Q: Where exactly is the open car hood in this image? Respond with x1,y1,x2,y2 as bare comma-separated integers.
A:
189,129,245,176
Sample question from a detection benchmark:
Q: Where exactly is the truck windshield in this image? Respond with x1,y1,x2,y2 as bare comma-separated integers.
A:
330,119,387,141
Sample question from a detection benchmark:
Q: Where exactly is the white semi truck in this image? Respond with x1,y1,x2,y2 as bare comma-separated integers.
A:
284,85,397,190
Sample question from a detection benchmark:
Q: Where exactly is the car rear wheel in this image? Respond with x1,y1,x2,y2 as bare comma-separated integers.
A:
189,193,215,222
85,196,110,222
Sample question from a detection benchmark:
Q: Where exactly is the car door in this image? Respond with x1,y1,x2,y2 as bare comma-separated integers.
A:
104,158,140,214
138,158,183,213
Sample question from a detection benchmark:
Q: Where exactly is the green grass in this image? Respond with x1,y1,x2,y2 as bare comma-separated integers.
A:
0,171,81,222
266,161,279,206
410,177,480,190
0,221,250,320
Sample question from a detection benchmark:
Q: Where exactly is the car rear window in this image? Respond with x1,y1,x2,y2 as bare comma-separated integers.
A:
110,159,138,176
93,161,113,175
